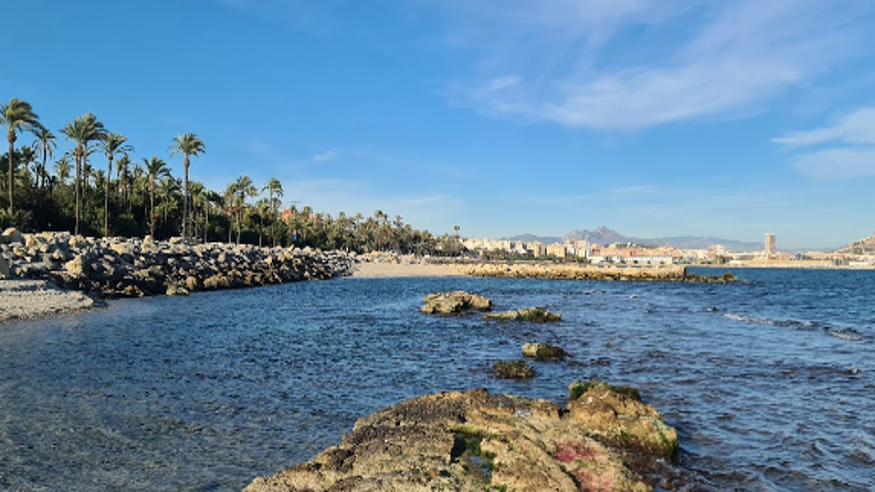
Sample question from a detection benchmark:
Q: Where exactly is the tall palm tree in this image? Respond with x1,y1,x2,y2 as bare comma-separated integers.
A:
144,156,169,237
99,132,133,236
32,125,56,189
60,113,104,234
169,132,205,242
189,181,205,240
263,177,283,245
115,154,131,207
1,98,41,215
231,175,257,244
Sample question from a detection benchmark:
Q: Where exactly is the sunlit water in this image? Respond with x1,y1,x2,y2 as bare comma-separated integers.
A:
1,268,873,491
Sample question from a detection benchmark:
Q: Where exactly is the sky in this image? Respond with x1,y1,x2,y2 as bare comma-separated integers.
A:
3,0,875,250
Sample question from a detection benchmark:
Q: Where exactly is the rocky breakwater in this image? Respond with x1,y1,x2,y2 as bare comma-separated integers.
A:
0,230,355,297
458,262,738,283
245,381,680,492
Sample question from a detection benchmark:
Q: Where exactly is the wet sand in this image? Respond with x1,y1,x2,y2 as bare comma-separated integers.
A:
350,261,464,278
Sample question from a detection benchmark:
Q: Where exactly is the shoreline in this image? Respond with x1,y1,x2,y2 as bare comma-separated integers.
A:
0,279,101,324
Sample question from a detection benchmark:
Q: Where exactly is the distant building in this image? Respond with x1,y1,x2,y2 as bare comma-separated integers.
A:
765,233,776,256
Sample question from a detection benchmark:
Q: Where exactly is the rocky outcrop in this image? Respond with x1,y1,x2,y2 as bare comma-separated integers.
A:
244,383,679,492
522,342,569,360
458,262,738,283
420,291,493,315
0,231,355,298
484,306,562,322
492,360,535,379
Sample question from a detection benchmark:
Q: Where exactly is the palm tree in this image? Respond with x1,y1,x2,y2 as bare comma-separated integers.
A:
1,98,41,215
98,132,133,236
158,176,180,238
32,125,56,189
144,156,169,237
54,157,72,185
189,181,204,240
115,154,131,207
263,177,283,245
169,133,205,242
60,113,105,234
231,175,257,244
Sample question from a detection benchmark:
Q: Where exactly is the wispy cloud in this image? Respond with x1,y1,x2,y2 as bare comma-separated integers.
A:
441,0,872,130
774,106,875,179
773,107,875,146
313,150,338,162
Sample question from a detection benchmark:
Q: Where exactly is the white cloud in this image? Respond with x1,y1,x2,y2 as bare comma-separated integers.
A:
773,107,875,146
792,148,875,179
313,150,338,162
441,0,872,130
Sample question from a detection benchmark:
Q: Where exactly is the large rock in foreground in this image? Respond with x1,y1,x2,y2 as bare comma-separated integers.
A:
245,383,678,492
420,291,493,314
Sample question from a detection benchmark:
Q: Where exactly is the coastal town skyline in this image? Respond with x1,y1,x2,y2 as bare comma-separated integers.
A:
3,1,875,250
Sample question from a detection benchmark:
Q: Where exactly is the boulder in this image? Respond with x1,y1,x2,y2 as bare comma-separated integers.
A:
244,386,672,492
0,255,10,279
1,227,23,244
420,291,493,315
567,380,678,460
522,342,569,360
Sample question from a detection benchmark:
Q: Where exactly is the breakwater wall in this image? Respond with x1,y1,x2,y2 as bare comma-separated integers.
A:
456,262,737,282
0,230,354,297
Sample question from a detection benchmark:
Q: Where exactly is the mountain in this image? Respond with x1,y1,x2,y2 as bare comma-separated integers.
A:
834,232,875,254
501,233,563,244
562,226,763,252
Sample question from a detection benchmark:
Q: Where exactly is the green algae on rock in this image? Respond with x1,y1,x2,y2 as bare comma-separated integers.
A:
522,342,569,360
492,360,535,379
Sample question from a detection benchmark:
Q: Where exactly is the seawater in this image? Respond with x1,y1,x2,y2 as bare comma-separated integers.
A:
1,268,873,491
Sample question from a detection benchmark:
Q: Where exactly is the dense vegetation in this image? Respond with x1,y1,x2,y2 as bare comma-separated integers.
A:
1,97,454,254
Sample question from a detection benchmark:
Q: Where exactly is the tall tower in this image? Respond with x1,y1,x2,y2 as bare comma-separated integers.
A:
765,233,776,256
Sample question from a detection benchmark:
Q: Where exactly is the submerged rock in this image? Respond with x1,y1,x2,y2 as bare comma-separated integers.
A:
492,360,535,379
245,384,677,492
420,291,493,315
484,306,562,323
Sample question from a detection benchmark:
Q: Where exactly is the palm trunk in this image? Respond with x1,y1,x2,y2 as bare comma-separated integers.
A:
204,205,209,243
75,149,81,235
7,134,15,216
105,156,112,237
182,158,189,242
149,185,155,237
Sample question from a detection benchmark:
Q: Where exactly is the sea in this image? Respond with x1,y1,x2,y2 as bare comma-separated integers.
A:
0,268,873,491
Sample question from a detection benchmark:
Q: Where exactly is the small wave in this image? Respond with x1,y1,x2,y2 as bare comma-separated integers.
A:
723,313,864,342
824,327,864,342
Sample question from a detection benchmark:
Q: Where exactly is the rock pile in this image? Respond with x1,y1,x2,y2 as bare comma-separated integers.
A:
0,230,355,297
244,383,678,492
484,306,562,322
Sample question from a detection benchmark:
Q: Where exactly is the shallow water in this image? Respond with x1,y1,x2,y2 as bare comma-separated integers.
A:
1,269,873,491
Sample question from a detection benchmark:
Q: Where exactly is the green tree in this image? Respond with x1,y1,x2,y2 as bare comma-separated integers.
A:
169,133,205,242
60,113,105,234
1,98,41,215
99,131,133,236
144,156,169,237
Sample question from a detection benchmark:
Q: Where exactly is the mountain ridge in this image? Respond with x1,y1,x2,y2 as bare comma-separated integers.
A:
503,226,764,252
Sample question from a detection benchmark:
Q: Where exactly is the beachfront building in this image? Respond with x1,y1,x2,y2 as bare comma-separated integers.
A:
546,243,567,258
765,233,776,257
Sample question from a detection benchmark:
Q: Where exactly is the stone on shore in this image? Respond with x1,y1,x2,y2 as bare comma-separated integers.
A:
245,384,676,492
0,279,96,323
420,291,493,315
458,262,738,283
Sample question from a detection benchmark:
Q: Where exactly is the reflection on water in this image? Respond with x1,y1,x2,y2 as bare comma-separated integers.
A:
1,269,873,491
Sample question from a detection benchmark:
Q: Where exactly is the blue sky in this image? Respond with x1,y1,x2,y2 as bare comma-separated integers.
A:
4,0,875,250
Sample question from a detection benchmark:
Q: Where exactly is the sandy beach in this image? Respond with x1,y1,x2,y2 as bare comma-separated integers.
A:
350,260,464,278
0,280,98,323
